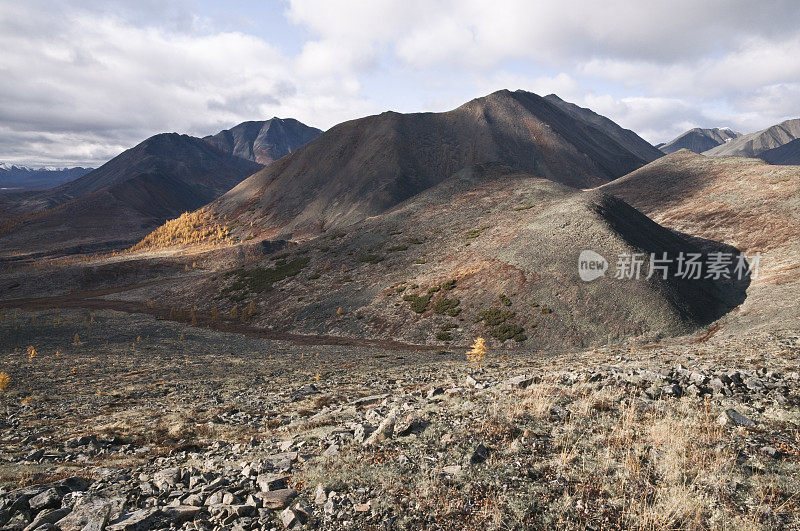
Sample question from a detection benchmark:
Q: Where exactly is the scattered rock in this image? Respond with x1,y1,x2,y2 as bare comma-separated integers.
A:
718,409,756,427
363,409,397,446
259,489,298,510
470,444,490,465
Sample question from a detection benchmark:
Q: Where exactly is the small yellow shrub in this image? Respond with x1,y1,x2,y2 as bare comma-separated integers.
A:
0,371,10,392
466,337,488,369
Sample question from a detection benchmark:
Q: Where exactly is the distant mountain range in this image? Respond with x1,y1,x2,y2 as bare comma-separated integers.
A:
759,138,800,165
206,89,663,240
0,118,321,259
657,127,741,155
0,164,93,190
204,118,323,165
703,118,800,158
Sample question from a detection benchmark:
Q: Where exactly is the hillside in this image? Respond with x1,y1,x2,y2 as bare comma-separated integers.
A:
658,127,740,154
203,118,322,164
154,164,742,351
0,119,320,260
206,90,663,240
542,94,665,162
704,118,800,157
601,150,800,332
759,138,800,165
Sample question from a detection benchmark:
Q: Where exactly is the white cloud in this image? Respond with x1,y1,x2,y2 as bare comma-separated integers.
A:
0,1,378,166
2,0,800,164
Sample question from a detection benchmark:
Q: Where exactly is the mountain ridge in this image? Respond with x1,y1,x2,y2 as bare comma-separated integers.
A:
703,118,800,157
205,89,663,241
659,127,741,154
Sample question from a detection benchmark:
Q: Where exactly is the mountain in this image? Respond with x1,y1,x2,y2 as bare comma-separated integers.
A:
658,127,741,154
542,94,665,162
205,90,663,241
155,163,741,350
601,150,800,333
0,118,320,260
759,138,800,165
703,118,800,157
203,118,322,165
0,164,92,190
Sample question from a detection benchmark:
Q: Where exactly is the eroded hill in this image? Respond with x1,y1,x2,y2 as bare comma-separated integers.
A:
154,164,742,350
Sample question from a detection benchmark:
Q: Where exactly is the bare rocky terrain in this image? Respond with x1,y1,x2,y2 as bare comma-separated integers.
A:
1,307,799,530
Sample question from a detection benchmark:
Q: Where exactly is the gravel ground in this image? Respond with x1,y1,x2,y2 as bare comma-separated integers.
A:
1,309,799,529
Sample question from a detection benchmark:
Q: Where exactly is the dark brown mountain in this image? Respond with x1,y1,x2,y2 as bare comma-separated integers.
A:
658,127,741,154
203,118,322,165
0,118,320,260
759,138,800,165
703,118,800,157
542,94,664,162
208,90,663,240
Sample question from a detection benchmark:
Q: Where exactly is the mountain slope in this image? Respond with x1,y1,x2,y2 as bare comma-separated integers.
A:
203,118,322,165
759,138,800,165
542,94,664,162
659,127,741,154
0,118,320,259
208,90,662,240
160,163,741,350
703,118,800,157
601,150,800,333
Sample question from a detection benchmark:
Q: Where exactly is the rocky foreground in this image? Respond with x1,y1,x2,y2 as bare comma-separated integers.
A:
0,309,799,529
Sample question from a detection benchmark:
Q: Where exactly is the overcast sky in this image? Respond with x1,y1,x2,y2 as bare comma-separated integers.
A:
1,0,799,167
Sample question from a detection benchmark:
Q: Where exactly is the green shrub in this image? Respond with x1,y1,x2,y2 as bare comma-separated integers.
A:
541,307,552,314
436,331,453,341
440,279,456,290
440,322,457,331
226,257,310,293
489,323,527,342
433,297,460,316
475,308,515,326
403,293,431,313
465,225,490,239
407,237,423,245
386,245,408,252
327,231,346,239
427,285,441,295
499,293,512,306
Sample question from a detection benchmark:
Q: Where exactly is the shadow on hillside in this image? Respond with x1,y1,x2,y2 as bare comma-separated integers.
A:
670,230,751,327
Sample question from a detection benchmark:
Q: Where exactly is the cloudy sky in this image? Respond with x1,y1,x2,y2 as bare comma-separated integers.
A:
1,0,799,167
